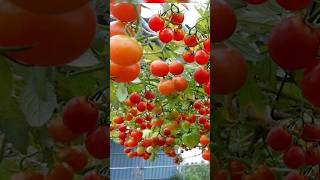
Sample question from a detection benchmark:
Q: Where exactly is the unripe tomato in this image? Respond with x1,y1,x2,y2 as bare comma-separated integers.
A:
302,63,320,107
173,76,188,91
194,67,210,84
0,2,96,66
159,28,174,43
110,35,143,66
173,28,185,41
158,80,175,95
213,44,247,94
283,145,305,169
58,147,88,172
85,126,110,159
11,171,45,180
211,0,237,42
169,12,184,25
276,0,312,11
243,0,268,4
63,97,99,134
266,127,292,151
110,61,140,82
169,60,184,75
110,3,141,22
184,34,199,47
183,50,195,63
110,21,135,37
195,50,209,65
47,163,74,180
150,60,169,77
148,14,165,32
47,115,79,142
268,16,319,71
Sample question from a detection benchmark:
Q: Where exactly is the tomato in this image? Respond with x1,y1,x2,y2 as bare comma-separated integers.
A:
169,60,184,75
302,63,320,107
173,76,188,91
211,0,237,42
110,35,143,66
266,127,292,151
58,147,88,172
151,118,164,127
150,60,169,77
283,145,305,169
230,160,246,180
129,92,141,104
198,116,207,124
135,117,143,124
47,163,74,180
276,0,312,11
9,0,89,14
203,37,210,53
169,12,184,25
126,138,139,147
110,61,140,82
204,82,210,95
144,90,155,99
63,97,99,134
137,102,147,112
254,165,275,180
200,135,210,145
159,28,174,43
184,34,199,47
166,137,175,146
0,2,96,66
113,116,124,124
83,170,103,180
300,123,320,141
47,115,79,142
158,80,175,95
147,102,155,111
11,171,44,180
213,44,247,94
85,126,110,159
305,147,320,165
214,169,229,180
183,50,195,63
131,130,143,140
243,0,268,4
173,28,185,41
195,50,209,65
285,172,307,180
110,21,135,37
110,3,141,22
202,149,210,160
194,67,210,84
268,16,319,71
148,14,165,32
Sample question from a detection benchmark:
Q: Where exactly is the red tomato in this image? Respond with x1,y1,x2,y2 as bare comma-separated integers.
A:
110,61,140,82
173,28,185,41
173,76,188,91
276,0,312,11
203,37,210,53
204,82,210,95
268,16,319,71
110,3,141,22
110,21,135,37
213,44,247,94
230,160,246,180
184,34,199,47
283,145,305,169
169,12,184,25
9,0,89,14
47,163,74,180
285,172,307,180
300,123,320,141
302,63,320,107
183,50,195,63
266,127,292,151
63,97,99,134
150,60,169,77
305,147,320,165
85,126,110,159
194,67,210,84
144,91,155,99
47,115,79,142
195,50,209,65
254,165,276,180
211,0,237,42
11,171,45,180
159,28,174,43
83,170,104,180
202,149,210,160
0,2,96,66
58,147,88,172
129,92,141,104
169,60,184,75
148,14,165,32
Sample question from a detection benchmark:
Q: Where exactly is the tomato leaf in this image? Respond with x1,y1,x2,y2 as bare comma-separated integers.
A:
0,99,29,154
116,83,128,102
20,79,57,127
0,57,12,106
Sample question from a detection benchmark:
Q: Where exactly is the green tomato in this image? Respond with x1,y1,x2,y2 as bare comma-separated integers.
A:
136,146,145,155
181,121,191,129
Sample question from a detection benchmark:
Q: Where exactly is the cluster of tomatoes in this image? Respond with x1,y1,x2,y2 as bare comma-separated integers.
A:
0,0,96,66
110,89,210,162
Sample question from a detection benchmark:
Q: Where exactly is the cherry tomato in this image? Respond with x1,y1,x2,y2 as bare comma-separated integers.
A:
169,60,184,75
85,126,110,159
283,145,305,169
11,171,45,180
47,115,79,142
183,50,195,63
184,34,199,47
110,61,140,82
169,12,184,25
266,127,292,151
173,28,185,41
302,62,320,107
301,123,320,141
148,14,165,32
194,67,210,84
203,37,210,53
129,92,141,104
47,163,74,180
0,2,96,66
150,60,169,77
285,172,306,180
83,170,104,180
173,76,188,91
195,50,209,65
159,28,174,43
158,79,175,95
202,149,210,160
110,21,135,37
110,3,141,22
58,147,88,172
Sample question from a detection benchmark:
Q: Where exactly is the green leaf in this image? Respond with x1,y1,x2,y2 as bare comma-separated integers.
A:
0,57,12,106
20,78,57,127
116,83,128,102
0,99,29,154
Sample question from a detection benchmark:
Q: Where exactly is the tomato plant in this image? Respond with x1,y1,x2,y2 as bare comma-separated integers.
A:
110,3,210,164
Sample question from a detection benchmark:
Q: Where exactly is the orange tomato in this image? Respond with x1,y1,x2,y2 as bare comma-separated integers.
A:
110,3,141,22
173,76,188,91
158,80,175,95
110,61,140,82
110,21,135,37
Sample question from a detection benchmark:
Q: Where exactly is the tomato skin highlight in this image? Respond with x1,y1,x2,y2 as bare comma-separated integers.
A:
0,2,96,66
213,44,247,94
211,0,237,42
85,126,110,159
63,97,99,134
268,16,320,71
276,0,312,11
110,3,141,22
